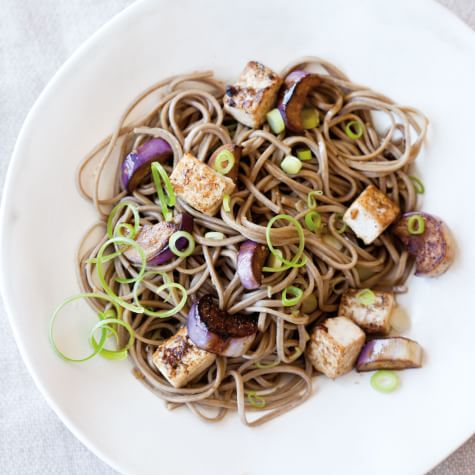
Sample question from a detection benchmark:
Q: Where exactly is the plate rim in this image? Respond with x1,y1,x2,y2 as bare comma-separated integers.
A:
1,0,475,473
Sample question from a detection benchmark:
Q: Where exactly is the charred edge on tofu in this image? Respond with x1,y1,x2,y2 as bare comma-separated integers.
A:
161,335,191,369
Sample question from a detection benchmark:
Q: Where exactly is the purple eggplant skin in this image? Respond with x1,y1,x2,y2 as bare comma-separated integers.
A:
121,138,173,192
356,337,423,372
187,295,257,357
237,240,269,290
393,212,455,277
278,70,321,133
124,213,193,266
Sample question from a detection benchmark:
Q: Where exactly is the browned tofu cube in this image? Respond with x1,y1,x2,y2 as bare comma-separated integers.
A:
170,153,235,216
152,327,216,388
343,185,400,244
223,61,282,128
307,317,365,378
339,289,395,334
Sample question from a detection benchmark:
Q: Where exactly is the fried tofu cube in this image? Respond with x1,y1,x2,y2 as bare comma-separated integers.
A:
339,289,395,334
223,61,282,128
307,317,365,378
153,327,216,388
170,153,235,216
343,185,400,245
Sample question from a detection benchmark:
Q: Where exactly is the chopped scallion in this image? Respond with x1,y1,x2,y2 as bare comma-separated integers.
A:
281,155,302,175
304,210,322,232
370,370,400,393
407,214,425,235
223,194,231,212
296,148,312,161
266,108,285,134
282,286,304,307
246,391,266,408
204,231,225,240
344,120,364,140
409,175,425,194
356,288,376,306
213,149,235,175
307,190,323,208
168,231,195,258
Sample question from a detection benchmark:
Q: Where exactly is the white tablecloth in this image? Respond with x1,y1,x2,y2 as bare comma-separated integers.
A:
1,1,474,473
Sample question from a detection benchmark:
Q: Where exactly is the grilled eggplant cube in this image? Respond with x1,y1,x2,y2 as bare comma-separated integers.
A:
223,61,282,128
153,327,216,388
343,185,400,245
170,153,235,216
307,317,365,379
339,289,395,334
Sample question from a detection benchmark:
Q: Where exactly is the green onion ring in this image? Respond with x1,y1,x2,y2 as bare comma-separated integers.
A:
282,286,304,307
255,358,280,369
344,120,364,140
370,370,400,393
407,214,425,235
90,317,135,361
246,391,266,408
356,288,376,306
223,194,231,212
49,292,123,362
214,149,235,174
307,190,323,208
409,176,425,194
106,201,140,239
304,210,322,232
263,214,307,272
133,274,187,318
334,213,347,234
96,237,146,312
168,231,195,258
151,162,175,221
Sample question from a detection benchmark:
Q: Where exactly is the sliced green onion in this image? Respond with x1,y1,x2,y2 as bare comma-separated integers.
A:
246,391,266,408
96,237,146,312
204,231,225,240
107,201,140,239
263,214,307,272
213,149,235,175
151,162,175,222
307,190,323,208
266,249,283,270
335,213,347,234
407,215,425,235
296,148,312,161
280,155,302,175
305,210,322,232
344,120,364,140
356,288,376,306
49,293,122,362
301,294,318,313
282,286,304,307
255,358,280,369
409,176,425,194
90,317,135,361
370,370,400,394
301,107,319,129
169,231,195,258
133,277,187,318
223,194,231,212
288,346,303,361
266,108,285,134
322,234,343,251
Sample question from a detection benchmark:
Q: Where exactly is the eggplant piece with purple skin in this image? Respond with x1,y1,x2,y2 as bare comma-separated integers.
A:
237,240,269,290
393,212,455,277
121,138,173,192
356,337,423,372
278,70,321,133
187,294,257,357
208,144,242,183
124,213,193,266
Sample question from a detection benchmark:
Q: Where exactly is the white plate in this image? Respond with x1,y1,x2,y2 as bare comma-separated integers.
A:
2,0,475,473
